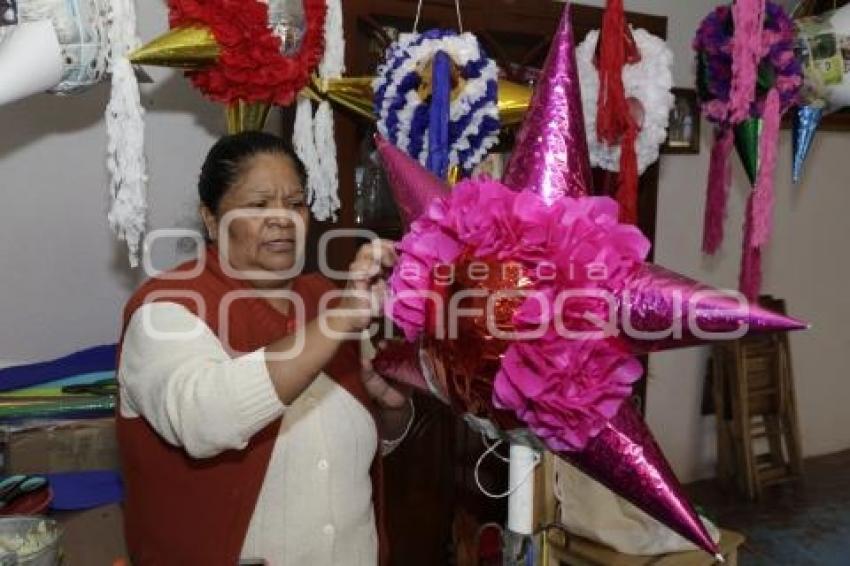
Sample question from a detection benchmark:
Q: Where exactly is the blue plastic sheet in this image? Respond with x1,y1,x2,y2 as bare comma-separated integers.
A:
46,470,123,511
0,345,117,392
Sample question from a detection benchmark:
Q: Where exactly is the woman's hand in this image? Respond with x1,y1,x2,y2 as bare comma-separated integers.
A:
361,346,412,409
266,240,397,405
329,240,397,334
363,341,415,451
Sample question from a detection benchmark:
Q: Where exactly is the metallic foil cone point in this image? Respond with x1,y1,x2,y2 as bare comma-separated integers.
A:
734,118,762,187
792,105,824,184
619,264,808,354
502,2,593,202
375,135,451,226
129,25,220,70
559,402,720,556
226,101,272,134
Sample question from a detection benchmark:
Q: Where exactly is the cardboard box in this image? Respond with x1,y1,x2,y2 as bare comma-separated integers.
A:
1,419,128,562
2,418,119,475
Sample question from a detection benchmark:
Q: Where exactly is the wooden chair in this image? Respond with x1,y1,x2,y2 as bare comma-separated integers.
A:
710,297,804,500
534,453,746,565
543,528,745,566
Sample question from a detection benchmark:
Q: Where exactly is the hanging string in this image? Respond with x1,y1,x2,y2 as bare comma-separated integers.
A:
481,433,511,463
413,0,464,33
413,0,424,32
790,0,810,18
473,438,541,499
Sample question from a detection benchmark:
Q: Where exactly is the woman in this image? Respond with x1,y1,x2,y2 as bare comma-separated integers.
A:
116,132,411,565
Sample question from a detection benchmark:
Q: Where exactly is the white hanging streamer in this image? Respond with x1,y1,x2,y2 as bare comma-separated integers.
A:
318,0,344,81
293,0,344,221
105,0,147,267
294,96,325,211
473,437,541,499
313,100,340,221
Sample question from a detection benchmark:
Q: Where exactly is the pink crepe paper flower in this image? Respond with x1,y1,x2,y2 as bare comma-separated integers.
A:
493,336,643,451
387,177,649,451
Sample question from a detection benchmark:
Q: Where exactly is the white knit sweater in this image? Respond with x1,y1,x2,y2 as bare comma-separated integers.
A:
118,302,379,566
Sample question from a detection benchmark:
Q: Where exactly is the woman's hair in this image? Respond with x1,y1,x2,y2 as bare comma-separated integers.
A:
198,131,308,215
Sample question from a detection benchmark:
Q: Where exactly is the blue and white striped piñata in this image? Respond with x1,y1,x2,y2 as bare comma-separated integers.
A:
373,29,500,177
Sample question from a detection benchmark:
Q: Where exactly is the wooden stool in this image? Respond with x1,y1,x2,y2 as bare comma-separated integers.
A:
710,296,803,499
544,528,745,566
534,455,744,566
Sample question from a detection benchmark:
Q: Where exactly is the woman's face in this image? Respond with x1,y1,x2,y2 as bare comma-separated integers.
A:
202,152,309,283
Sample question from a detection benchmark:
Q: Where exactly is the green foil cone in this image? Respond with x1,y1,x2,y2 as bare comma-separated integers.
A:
734,118,762,187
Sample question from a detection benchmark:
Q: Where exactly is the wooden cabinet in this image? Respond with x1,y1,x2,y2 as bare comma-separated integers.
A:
300,2,667,563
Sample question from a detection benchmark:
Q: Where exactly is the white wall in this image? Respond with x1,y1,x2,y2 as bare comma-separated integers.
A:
0,1,226,363
1,1,848,482
570,0,850,481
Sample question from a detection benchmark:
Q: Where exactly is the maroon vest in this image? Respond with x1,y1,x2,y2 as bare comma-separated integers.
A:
116,249,388,565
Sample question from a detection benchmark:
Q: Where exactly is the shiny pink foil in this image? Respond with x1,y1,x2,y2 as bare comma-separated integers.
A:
373,2,807,558
375,135,451,226
560,401,717,556
502,2,593,202
371,339,431,394
382,254,721,556
618,264,807,353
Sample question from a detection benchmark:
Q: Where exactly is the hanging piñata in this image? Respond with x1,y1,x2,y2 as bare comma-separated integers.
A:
374,3,808,560
792,4,850,183
130,0,344,222
577,0,674,224
695,0,802,299
373,29,500,180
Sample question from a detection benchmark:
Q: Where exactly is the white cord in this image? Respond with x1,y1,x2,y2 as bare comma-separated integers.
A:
473,439,541,499
481,433,511,463
413,0,424,33
455,0,464,33
413,0,464,33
